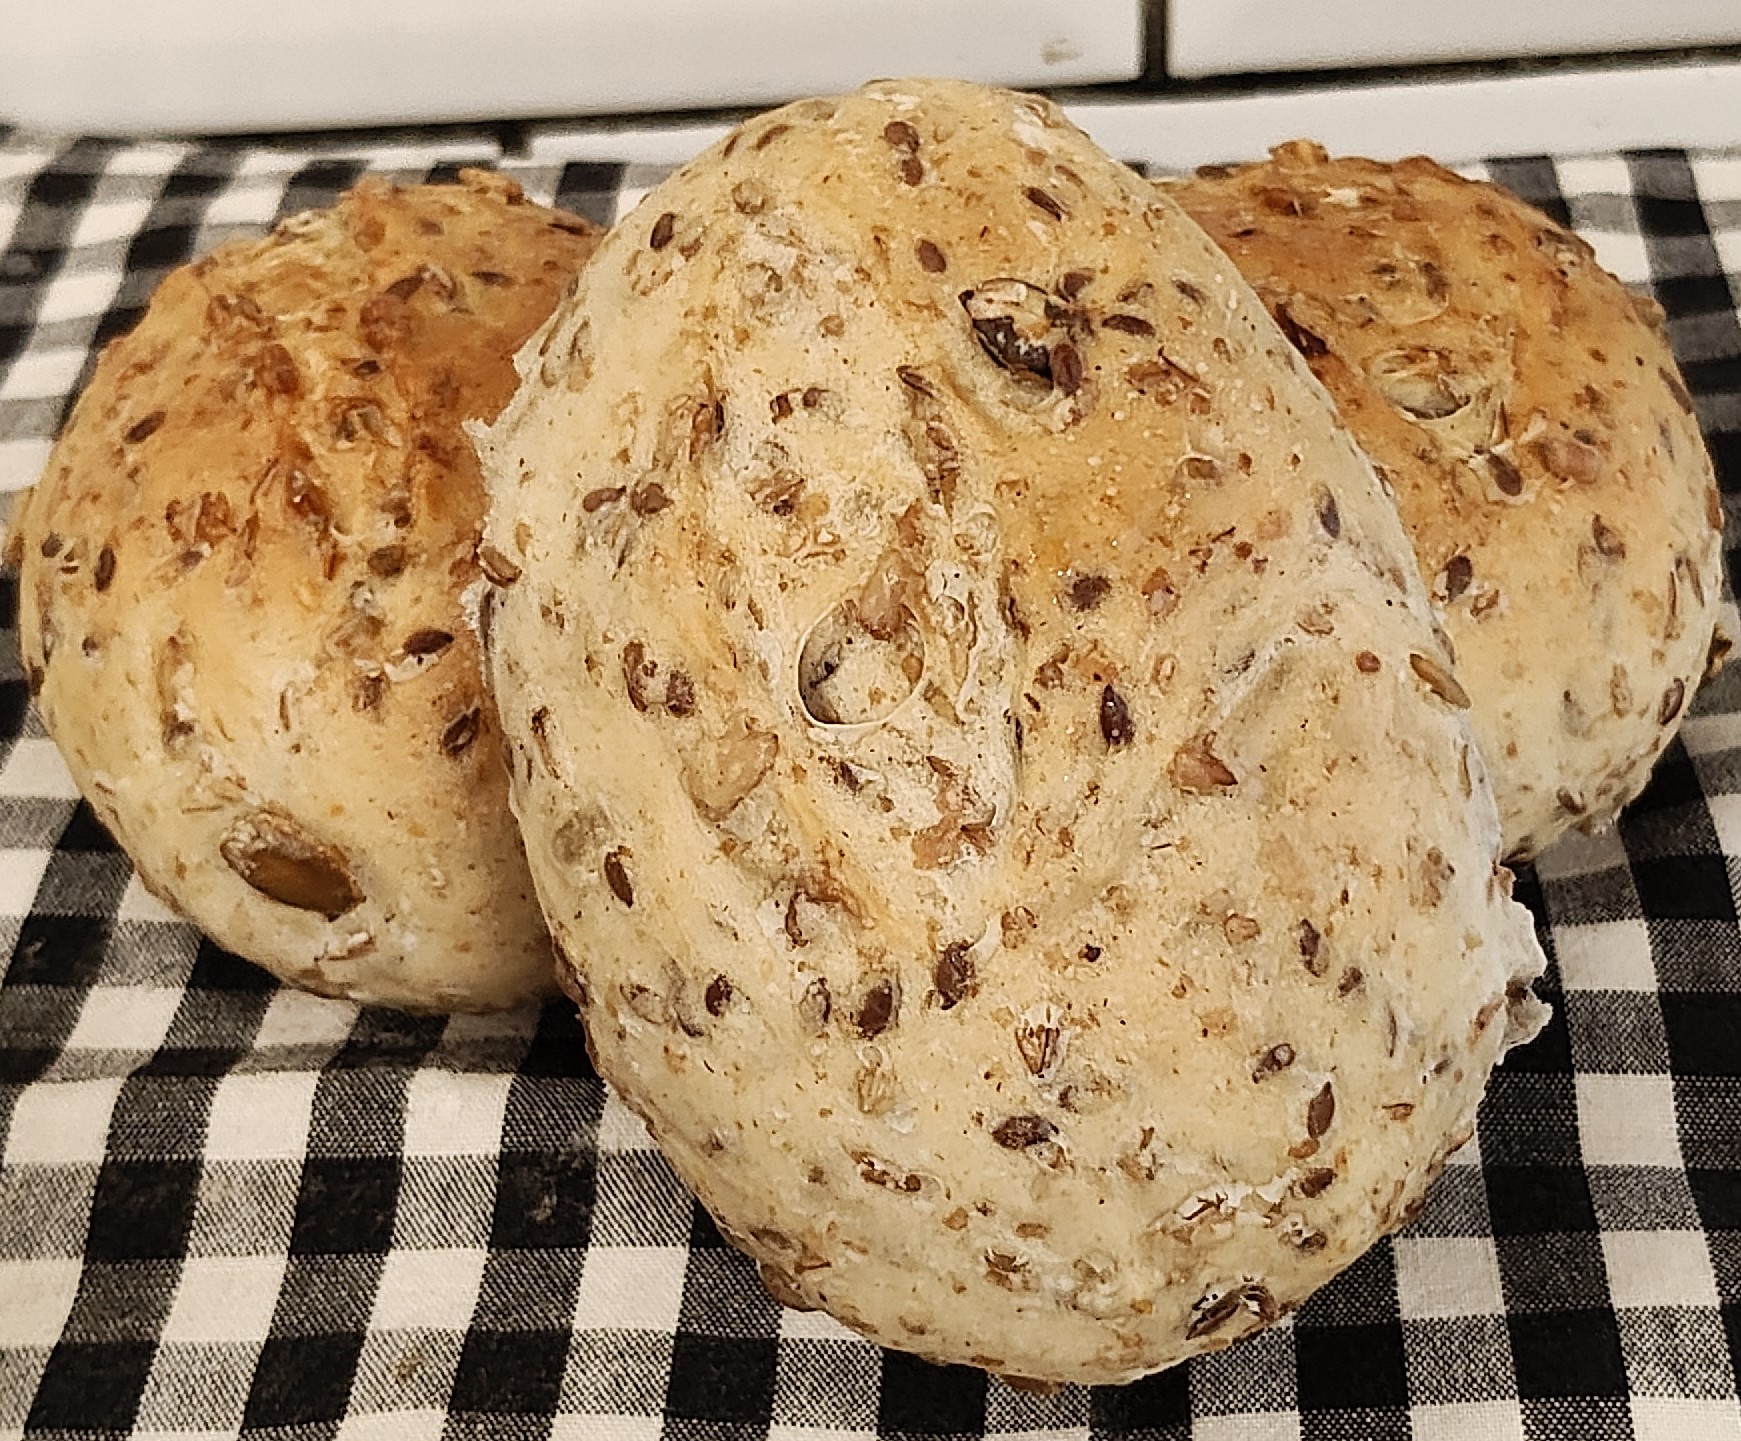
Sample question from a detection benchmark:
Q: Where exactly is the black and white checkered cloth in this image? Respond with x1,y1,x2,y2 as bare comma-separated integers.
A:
1,123,1739,1441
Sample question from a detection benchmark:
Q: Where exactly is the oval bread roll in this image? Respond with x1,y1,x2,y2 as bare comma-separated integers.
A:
480,81,1547,1383
1170,143,1726,859
13,170,600,1011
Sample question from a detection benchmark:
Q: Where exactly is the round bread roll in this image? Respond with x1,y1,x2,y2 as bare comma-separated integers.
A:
479,81,1547,1383
12,169,600,1011
1169,142,1726,859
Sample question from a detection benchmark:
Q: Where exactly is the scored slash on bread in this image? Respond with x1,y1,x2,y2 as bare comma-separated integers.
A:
11,169,602,1012
478,80,1548,1384
1169,141,1726,860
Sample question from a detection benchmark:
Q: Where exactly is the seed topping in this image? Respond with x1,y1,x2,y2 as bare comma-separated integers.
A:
124,411,167,444
1409,652,1471,709
934,943,976,1010
855,978,898,1038
1171,735,1236,792
1442,553,1472,599
219,811,363,919
992,1115,1058,1149
440,707,481,756
604,848,635,906
1099,685,1133,747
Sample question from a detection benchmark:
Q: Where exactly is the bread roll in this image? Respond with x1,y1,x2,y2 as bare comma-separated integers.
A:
1170,143,1726,859
479,81,1546,1383
12,170,600,1011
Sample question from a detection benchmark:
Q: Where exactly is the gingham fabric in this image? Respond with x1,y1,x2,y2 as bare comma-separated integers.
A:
1,123,1739,1441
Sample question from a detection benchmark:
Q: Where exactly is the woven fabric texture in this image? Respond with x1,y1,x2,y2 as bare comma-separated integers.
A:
1,130,1739,1440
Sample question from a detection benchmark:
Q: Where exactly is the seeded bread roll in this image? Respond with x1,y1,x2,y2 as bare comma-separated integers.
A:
1169,143,1726,859
479,81,1547,1383
12,170,600,1011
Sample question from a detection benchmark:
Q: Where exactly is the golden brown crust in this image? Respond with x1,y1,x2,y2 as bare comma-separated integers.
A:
15,170,601,1011
1170,142,1724,858
481,84,1546,1383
